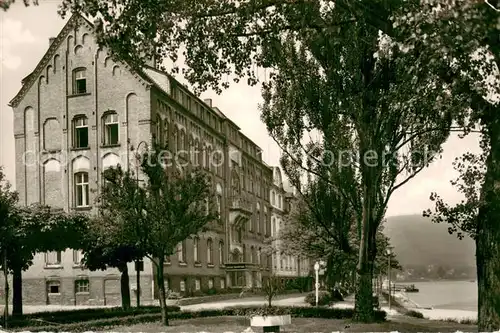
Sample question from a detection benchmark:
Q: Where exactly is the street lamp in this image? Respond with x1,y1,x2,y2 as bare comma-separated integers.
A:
386,248,392,310
314,261,320,307
131,140,148,308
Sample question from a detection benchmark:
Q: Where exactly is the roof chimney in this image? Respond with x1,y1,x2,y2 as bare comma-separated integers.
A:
49,37,56,46
204,98,212,107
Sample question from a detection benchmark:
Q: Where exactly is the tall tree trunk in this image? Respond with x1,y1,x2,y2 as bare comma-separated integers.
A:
12,266,22,316
2,250,9,329
156,257,169,326
354,182,376,322
476,113,500,331
118,264,131,310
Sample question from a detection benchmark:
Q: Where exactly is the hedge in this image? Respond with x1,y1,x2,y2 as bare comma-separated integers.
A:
13,306,387,332
7,305,180,328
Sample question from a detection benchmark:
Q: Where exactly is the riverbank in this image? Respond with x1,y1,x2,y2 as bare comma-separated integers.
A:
393,291,477,322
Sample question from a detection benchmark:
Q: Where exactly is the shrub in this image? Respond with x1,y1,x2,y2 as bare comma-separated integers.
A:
12,305,387,331
405,310,424,319
8,305,181,328
304,291,332,306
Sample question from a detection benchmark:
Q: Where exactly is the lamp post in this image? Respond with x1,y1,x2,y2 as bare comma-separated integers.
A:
314,262,320,307
386,248,391,310
133,140,148,308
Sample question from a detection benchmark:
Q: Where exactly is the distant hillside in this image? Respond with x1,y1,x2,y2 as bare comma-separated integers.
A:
383,214,476,269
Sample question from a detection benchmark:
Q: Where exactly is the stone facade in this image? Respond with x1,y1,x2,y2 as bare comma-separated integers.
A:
270,167,311,280
8,13,274,306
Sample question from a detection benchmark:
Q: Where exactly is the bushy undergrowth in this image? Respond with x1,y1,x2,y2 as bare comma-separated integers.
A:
12,305,387,332
7,305,180,328
405,310,424,318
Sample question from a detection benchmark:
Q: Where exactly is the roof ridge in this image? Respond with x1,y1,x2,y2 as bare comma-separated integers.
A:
9,13,85,107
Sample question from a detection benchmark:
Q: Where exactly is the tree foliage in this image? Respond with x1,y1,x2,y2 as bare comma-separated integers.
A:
96,146,217,326
2,165,89,316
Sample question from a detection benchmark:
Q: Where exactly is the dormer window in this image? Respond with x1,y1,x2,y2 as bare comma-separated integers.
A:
73,68,87,94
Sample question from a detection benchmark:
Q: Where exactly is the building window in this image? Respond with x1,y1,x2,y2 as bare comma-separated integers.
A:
103,112,119,145
73,116,88,148
264,213,268,235
155,116,162,144
208,278,214,289
180,280,186,292
219,241,224,265
271,191,276,206
207,238,213,264
75,172,89,207
47,281,60,294
272,217,276,236
195,278,201,291
220,277,225,289
250,246,254,263
257,248,261,265
193,237,200,263
216,194,222,217
75,279,89,293
178,241,186,263
164,120,169,147
45,251,62,266
257,211,261,233
73,68,87,94
73,250,83,265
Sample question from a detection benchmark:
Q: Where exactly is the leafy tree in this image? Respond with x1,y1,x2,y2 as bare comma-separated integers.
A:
8,205,88,316
0,167,18,325
98,147,217,326
7,0,497,325
1,169,89,318
59,1,457,322
396,2,500,329
82,215,143,310
262,274,284,307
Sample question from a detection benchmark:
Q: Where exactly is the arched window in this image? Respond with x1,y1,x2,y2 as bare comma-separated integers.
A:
216,184,223,217
207,238,213,264
102,112,119,145
74,172,89,207
219,241,224,265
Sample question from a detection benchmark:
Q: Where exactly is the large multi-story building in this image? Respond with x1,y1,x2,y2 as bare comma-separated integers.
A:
7,13,275,306
270,168,311,283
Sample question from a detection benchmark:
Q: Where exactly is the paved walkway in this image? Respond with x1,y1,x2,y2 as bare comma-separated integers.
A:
0,293,308,315
181,295,308,311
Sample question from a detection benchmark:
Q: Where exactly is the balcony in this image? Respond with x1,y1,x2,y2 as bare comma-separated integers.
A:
224,262,257,271
230,198,252,214
229,197,252,228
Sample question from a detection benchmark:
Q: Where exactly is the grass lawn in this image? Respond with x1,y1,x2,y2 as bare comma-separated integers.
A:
107,316,478,332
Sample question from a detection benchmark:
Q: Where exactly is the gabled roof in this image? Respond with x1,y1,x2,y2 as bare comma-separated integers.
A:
8,13,157,108
9,13,84,107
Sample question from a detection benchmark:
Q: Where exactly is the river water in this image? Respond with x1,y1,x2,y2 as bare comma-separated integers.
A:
404,280,477,311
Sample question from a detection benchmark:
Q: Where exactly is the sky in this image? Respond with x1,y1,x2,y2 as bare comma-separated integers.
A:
0,1,483,217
